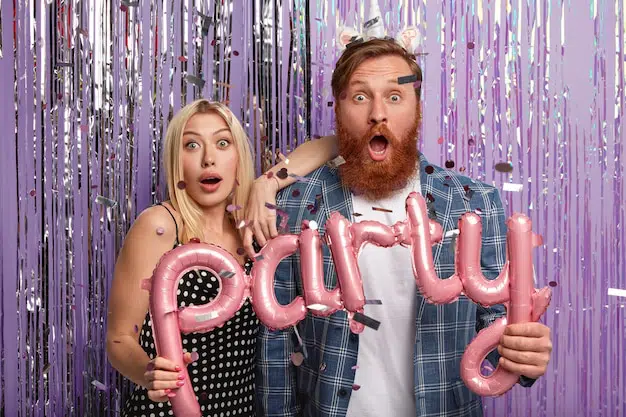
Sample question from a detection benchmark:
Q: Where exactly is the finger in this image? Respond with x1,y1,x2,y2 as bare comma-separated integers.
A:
145,377,186,391
500,334,552,353
183,351,199,364
252,223,268,247
242,228,257,259
151,357,180,372
497,346,549,368
498,357,545,379
268,217,279,238
146,389,169,402
148,369,183,382
259,220,272,242
504,322,550,338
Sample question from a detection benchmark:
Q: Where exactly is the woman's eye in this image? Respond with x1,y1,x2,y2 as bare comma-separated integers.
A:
185,142,199,149
217,139,230,148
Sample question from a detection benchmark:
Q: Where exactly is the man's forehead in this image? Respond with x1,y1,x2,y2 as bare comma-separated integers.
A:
347,57,413,86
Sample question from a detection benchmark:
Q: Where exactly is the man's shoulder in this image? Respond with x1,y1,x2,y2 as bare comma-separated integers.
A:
420,160,500,201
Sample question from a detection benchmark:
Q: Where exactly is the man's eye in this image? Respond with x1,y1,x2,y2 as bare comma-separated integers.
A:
390,94,401,102
354,94,366,102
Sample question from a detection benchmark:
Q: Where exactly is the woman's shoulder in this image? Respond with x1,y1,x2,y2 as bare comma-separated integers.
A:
130,203,180,242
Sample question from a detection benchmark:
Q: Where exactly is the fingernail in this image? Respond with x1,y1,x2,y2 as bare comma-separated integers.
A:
191,351,199,362
175,365,181,371
176,380,185,387
165,389,171,394
168,392,177,398
178,374,185,380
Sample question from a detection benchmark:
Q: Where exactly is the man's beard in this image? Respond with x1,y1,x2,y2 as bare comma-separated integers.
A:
336,116,419,201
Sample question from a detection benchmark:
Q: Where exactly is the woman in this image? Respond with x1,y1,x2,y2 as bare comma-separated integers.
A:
106,99,337,417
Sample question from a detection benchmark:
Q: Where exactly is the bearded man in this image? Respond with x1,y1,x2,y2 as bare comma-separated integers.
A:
255,38,552,417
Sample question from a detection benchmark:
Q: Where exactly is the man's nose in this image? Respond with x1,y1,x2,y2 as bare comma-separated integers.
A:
368,97,388,125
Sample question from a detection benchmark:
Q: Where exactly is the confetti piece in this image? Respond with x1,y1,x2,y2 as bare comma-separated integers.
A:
307,304,329,311
290,352,304,366
178,56,188,62
218,270,235,279
236,248,245,256
236,220,250,229
265,202,278,210
319,363,327,372
444,229,460,238
195,311,218,322
352,213,362,217
351,365,359,370
210,39,217,46
608,288,626,297
29,189,36,197
95,195,117,208
43,363,51,374
292,189,301,198
467,41,475,49
177,181,186,190
146,362,155,371
134,324,139,333
468,138,475,146
233,51,240,56
459,167,466,172
363,16,380,29
352,312,380,330
425,165,434,174
56,61,72,67
185,74,205,89
372,207,392,213
426,193,435,202
79,124,89,132
226,204,242,212
464,189,475,200
495,162,514,173
352,384,361,391
548,281,558,287
397,74,418,85
445,160,455,169
156,227,165,235
190,351,199,362
189,237,201,244
365,299,382,305
502,183,524,192
327,101,334,107
255,255,265,262
91,380,108,391
266,171,275,179
437,137,444,144
328,155,346,169
140,279,152,291
276,168,289,179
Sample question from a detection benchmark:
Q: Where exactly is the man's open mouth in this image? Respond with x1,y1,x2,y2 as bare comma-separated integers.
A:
368,135,389,161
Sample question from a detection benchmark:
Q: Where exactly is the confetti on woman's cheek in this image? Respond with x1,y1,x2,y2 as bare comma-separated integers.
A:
156,227,165,235
177,181,187,190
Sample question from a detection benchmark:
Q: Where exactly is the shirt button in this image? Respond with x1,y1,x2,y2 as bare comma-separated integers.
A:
338,388,348,397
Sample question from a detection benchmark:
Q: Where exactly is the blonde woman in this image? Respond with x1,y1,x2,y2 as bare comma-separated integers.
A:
106,99,337,417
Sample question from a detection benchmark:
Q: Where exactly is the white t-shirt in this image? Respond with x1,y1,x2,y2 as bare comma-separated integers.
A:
345,174,420,417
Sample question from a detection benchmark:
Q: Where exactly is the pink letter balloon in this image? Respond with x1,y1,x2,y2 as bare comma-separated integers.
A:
145,193,550,415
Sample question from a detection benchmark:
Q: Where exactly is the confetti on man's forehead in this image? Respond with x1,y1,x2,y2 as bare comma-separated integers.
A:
397,74,418,85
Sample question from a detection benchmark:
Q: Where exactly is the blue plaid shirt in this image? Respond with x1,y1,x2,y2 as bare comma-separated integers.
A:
256,154,531,417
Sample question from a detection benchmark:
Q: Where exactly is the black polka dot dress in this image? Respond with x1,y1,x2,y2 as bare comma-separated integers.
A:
121,263,258,417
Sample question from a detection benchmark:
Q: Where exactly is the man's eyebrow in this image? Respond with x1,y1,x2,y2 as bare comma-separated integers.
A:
348,78,404,87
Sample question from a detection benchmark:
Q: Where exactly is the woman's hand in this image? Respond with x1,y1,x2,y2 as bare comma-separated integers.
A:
242,176,280,258
145,352,196,401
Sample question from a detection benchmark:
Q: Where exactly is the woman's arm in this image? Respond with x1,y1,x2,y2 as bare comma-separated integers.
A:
262,135,338,191
106,206,184,391
242,135,338,256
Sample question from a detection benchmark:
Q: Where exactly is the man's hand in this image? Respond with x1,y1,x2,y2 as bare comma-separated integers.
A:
497,322,552,379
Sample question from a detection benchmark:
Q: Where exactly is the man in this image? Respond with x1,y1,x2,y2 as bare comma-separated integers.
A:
255,38,552,417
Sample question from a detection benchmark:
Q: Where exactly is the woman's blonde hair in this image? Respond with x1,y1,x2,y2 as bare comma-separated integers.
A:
163,99,254,243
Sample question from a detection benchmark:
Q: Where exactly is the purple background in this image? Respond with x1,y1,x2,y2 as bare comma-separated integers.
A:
0,0,624,416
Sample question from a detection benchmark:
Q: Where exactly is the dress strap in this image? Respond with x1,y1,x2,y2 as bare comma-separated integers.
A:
156,202,181,247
